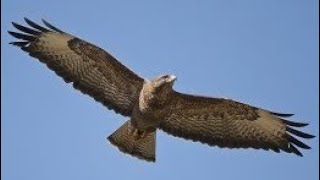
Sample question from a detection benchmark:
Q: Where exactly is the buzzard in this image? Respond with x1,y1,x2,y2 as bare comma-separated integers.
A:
8,18,314,162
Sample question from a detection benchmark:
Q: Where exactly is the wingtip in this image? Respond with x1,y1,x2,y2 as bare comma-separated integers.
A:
7,31,15,36
281,119,309,127
23,17,50,32
287,134,311,149
289,144,303,157
41,18,64,33
23,17,30,23
8,41,29,47
272,112,295,117
286,126,315,139
11,22,19,30
41,18,47,25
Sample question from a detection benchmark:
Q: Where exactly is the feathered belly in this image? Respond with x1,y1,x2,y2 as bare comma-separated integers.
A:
131,115,161,131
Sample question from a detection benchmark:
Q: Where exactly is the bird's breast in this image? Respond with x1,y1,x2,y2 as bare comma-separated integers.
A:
132,98,168,130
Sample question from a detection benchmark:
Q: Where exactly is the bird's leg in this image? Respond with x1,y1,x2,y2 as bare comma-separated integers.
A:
129,128,154,141
134,130,146,140
138,127,156,139
128,121,155,140
128,127,142,140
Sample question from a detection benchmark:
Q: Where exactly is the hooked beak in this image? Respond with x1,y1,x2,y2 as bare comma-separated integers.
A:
167,75,177,83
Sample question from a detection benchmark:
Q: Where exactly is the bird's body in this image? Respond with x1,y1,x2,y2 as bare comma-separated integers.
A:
8,18,314,162
133,75,176,130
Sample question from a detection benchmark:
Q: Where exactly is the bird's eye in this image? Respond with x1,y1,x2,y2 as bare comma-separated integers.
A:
162,75,169,79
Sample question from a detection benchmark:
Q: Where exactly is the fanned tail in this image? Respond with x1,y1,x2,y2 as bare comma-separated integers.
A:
107,120,156,162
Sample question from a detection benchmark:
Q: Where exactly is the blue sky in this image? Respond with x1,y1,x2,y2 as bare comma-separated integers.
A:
2,0,319,180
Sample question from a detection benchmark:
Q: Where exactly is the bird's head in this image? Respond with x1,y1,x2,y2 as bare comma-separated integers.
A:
152,74,177,89
140,74,177,110
143,74,177,97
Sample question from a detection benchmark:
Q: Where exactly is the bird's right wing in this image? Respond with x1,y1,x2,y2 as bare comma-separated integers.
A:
160,91,314,156
8,18,144,116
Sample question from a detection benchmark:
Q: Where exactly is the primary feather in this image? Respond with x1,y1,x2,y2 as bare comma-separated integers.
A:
9,18,144,116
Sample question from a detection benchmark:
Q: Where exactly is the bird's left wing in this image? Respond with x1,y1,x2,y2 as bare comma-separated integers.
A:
160,91,314,156
8,18,144,116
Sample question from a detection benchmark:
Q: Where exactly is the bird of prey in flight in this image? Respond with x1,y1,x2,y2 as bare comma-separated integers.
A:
8,18,314,162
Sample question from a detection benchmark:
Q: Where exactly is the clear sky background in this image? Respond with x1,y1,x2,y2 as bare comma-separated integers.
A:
2,0,319,180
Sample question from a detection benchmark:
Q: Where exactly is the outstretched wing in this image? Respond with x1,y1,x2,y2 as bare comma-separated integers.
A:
160,91,314,156
8,18,144,116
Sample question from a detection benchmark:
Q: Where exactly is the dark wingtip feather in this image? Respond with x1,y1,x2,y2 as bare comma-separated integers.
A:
281,119,309,127
9,41,29,47
8,31,35,41
12,22,41,35
42,19,64,33
287,126,315,139
286,134,311,149
272,112,294,117
272,147,280,153
24,17,49,32
289,144,303,157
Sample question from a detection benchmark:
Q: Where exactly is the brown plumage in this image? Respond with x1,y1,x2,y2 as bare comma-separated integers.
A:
9,18,314,162
9,18,143,116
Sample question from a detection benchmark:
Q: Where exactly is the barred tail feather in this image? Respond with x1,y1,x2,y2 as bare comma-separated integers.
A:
107,120,156,162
